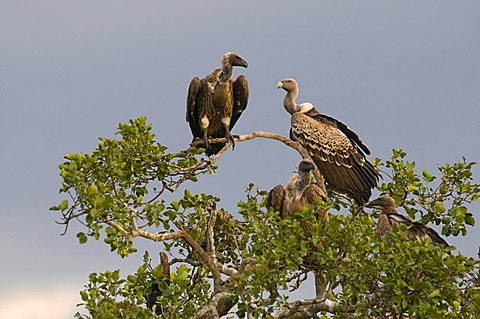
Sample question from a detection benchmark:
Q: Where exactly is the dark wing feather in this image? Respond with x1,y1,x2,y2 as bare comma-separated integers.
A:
290,112,380,205
267,185,286,216
424,227,449,246
230,75,249,130
186,77,203,140
387,213,449,246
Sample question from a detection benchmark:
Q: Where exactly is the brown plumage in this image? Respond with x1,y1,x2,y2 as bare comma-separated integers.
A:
277,78,380,205
366,195,449,246
186,52,249,156
267,160,329,233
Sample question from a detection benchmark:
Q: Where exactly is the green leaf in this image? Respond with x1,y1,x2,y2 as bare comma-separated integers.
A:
77,232,88,244
428,289,440,298
176,265,189,282
422,170,435,182
434,201,445,214
59,199,69,210
465,214,475,226
80,290,88,301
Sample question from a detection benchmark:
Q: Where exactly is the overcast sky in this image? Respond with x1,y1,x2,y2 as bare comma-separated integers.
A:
1,1,479,318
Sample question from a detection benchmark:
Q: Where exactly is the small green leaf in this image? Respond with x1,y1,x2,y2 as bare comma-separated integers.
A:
171,201,180,211
77,232,88,244
80,290,88,301
176,265,189,282
422,170,435,182
87,185,99,196
127,275,137,283
428,289,440,298
59,200,69,210
465,214,475,226
434,201,445,214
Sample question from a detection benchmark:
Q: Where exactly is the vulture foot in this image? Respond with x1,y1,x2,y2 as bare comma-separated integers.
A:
226,132,236,150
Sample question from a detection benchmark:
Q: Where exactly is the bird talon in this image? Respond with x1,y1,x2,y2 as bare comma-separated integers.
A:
226,133,236,150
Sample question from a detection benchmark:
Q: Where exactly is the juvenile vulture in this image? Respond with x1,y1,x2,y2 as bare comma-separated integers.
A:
366,195,449,246
267,159,329,229
277,78,380,205
186,52,249,155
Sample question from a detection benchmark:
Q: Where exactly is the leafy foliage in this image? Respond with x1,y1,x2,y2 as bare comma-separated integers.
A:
376,149,479,236
52,117,480,318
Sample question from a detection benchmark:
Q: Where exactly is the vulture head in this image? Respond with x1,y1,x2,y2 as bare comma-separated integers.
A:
277,78,298,92
297,159,315,173
366,195,397,212
222,52,248,68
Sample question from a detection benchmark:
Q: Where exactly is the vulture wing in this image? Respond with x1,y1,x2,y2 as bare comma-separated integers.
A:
186,77,203,140
290,112,380,205
387,213,449,245
303,184,326,204
304,110,371,156
267,185,286,217
424,227,449,246
230,75,249,130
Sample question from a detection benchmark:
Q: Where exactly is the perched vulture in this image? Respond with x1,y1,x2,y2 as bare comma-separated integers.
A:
366,195,449,246
186,52,249,155
277,78,380,205
267,159,329,230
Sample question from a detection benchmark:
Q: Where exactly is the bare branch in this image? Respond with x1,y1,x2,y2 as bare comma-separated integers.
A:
272,297,340,319
189,131,326,193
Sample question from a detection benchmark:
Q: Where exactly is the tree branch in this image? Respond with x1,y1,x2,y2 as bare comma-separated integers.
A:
272,297,340,319
192,292,236,319
189,131,326,193
175,222,223,293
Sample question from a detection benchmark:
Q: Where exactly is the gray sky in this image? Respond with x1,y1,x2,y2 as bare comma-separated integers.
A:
1,1,479,318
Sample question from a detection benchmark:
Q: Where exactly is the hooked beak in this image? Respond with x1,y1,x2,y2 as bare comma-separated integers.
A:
277,81,283,89
237,57,248,68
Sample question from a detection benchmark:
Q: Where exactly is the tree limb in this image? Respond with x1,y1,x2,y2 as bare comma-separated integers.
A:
189,131,326,194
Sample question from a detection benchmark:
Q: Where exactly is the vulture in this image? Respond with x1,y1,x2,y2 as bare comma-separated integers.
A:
277,78,380,205
366,195,449,246
267,159,329,229
186,52,249,156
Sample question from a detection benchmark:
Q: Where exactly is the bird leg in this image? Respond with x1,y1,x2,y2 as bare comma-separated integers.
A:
203,129,210,152
222,117,235,150
200,115,210,152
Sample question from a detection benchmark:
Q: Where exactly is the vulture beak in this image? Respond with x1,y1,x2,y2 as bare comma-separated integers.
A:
277,81,284,89
236,56,248,68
